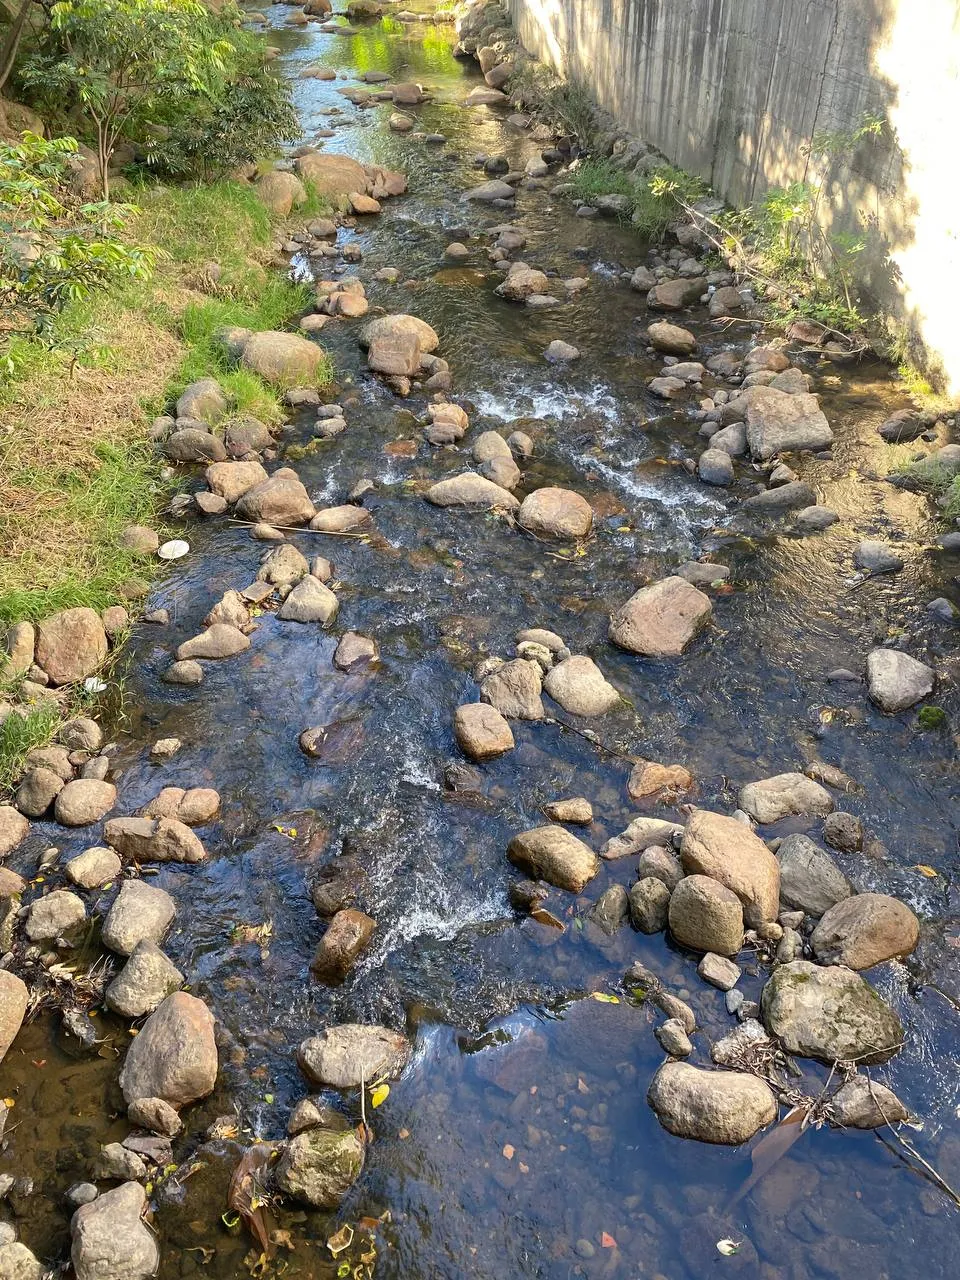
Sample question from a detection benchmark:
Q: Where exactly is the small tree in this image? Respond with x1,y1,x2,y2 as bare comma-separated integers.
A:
24,0,233,198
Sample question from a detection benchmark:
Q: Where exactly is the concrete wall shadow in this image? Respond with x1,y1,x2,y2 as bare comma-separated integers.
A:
508,0,960,392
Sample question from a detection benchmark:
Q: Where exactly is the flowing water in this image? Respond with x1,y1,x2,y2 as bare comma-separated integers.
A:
4,5,960,1278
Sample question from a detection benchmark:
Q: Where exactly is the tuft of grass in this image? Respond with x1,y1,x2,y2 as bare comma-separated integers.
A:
510,62,599,148
566,159,705,239
0,702,61,794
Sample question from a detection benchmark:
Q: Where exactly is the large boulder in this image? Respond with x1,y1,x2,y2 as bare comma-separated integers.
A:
454,703,515,760
425,472,519,510
241,332,326,386
254,170,307,217
118,992,217,1106
668,875,744,955
480,658,544,720
236,468,316,525
680,809,779,927
275,1124,365,1208
0,971,28,1065
543,655,619,715
205,460,268,504
866,648,935,712
609,576,712,657
723,385,833,459
295,151,369,198
738,772,834,824
298,1024,410,1088
776,833,851,917
104,816,206,864
810,893,919,970
507,826,599,892
517,487,593,539
35,608,108,685
760,960,903,1064
71,1182,158,1280
647,1062,777,1144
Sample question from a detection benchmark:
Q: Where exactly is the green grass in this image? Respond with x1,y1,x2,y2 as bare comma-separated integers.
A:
566,159,705,238
0,702,61,794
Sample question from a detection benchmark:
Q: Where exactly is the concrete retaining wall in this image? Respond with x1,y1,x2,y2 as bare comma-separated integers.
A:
507,0,960,391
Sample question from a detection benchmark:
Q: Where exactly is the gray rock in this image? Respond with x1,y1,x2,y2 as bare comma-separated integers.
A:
54,779,117,827
636,845,684,890
425,472,519,510
91,1143,146,1182
176,623,250,661
588,884,629,934
275,1125,365,1208
928,596,958,622
61,717,103,752
855,540,904,572
71,1181,158,1280
795,505,839,531
235,468,316,526
65,1183,98,1208
453,703,514,761
65,846,122,890
602,817,684,859
738,772,834,824
481,659,544,720
698,447,734,485
105,940,184,1017
164,428,227,463
646,321,696,354
0,973,28,1066
760,960,903,1063
102,882,176,956
668,875,743,955
118,992,217,1106
742,481,817,512
829,1074,909,1128
776,833,851,917
127,1096,182,1137
543,797,592,824
507,826,599,893
0,1243,43,1280
104,816,205,864
822,811,863,852
277,576,338,624
697,953,741,991
655,1018,693,1057
609,576,712,657
517,487,593,540
176,378,227,424
298,1024,410,1089
676,561,730,586
647,1061,776,1143
163,660,203,686
629,877,671,933
544,340,580,363
15,767,63,818
724,385,833,459
810,893,919,970
25,890,86,942
680,809,780,927
866,648,934,712
709,422,747,456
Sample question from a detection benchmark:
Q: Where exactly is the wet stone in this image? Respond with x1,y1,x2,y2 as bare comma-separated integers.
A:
311,908,376,983
647,1061,776,1143
655,1018,693,1057
588,884,629,934
106,940,184,1018
761,960,903,1064
454,703,515,761
65,846,121,890
102,881,176,956
118,992,217,1107
543,797,592,824
507,826,599,893
629,877,671,933
25,890,86,942
298,1024,410,1089
810,892,919,970
697,952,741,991
668,875,743,956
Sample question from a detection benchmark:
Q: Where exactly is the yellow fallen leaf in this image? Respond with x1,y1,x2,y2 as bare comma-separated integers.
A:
915,864,939,878
2,1099,14,1109
590,992,620,1004
327,1224,354,1257
370,1083,390,1108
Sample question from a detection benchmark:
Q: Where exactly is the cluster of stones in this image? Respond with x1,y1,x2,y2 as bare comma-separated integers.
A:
503,767,914,1144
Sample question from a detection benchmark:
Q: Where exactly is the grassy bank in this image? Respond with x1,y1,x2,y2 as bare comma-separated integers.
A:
0,178,320,626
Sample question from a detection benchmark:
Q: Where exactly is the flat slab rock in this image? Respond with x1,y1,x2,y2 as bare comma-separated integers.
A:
298,1024,410,1089
609,576,712,657
507,825,599,893
647,1061,777,1144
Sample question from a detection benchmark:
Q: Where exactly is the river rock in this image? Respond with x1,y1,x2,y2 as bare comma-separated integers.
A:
855,540,904,572
235,468,315,525
164,428,227,463
242,331,325,385
668,875,744,955
176,378,226,424
698,447,734,485
647,321,696,355
15,767,63,817
143,787,220,825
647,1061,776,1143
275,1125,365,1208
176,623,250,661
310,505,372,534
878,409,924,443
507,826,599,892
627,760,694,801
106,940,184,1018
637,845,684,890
205,460,268,504
647,278,706,310
739,772,834,823
65,846,122,889
722,385,833,459
102,881,176,956
54,779,117,827
602,816,684,859
277,576,339,624
655,1018,693,1057
35,608,108,686
0,972,28,1065
128,1096,182,1138
163,660,203,686
296,150,367,197
866,648,934,712
92,1143,147,1182
810,893,919,970
698,952,741,990
743,481,817,512
680,809,779,926
462,179,515,201
543,655,619,715
311,908,376,983
104,816,206,864
425,472,519,510
544,339,579,362
298,1024,410,1088
25,889,86,941
518,487,592,539
776,833,851,917
71,1182,158,1280
829,1075,909,1128
710,422,747,456
496,264,549,301
481,658,544,720
629,877,671,933
119,992,217,1106
795,504,839,530
822,810,863,852
0,807,29,856
254,169,307,217
0,1242,43,1279
454,703,514,760
333,632,377,669
589,883,629,934
609,576,712,657
760,960,903,1063
61,717,103,752
258,544,308,586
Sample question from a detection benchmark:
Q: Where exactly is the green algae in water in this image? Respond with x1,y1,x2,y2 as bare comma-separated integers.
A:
918,705,948,730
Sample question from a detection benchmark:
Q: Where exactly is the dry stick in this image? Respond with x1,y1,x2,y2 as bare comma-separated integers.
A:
226,518,368,539
868,1076,960,1209
542,715,637,764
